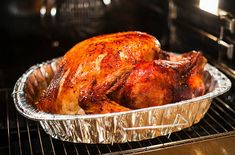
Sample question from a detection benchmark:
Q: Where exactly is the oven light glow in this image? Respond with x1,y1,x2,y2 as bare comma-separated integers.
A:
199,0,219,15
50,7,57,16
40,6,46,16
103,0,111,5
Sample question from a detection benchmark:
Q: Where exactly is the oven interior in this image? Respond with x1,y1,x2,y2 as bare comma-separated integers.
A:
0,0,235,154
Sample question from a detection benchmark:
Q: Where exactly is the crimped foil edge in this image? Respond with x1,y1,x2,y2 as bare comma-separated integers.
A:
12,58,232,143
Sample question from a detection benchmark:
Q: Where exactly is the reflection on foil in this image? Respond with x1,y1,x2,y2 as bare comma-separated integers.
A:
12,58,231,144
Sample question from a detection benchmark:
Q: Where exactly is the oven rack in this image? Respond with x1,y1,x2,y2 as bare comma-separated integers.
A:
0,88,235,155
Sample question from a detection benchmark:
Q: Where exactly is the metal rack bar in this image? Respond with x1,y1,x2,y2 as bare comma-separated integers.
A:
156,137,164,144
116,143,122,151
37,123,45,155
147,139,153,146
26,119,34,155
190,127,201,137
210,106,234,129
49,135,56,155
9,128,38,134
95,144,101,154
167,134,173,141
106,144,112,153
16,113,23,155
201,118,219,134
126,142,133,149
84,144,90,155
172,132,183,140
215,98,235,114
73,144,79,155
137,141,143,148
206,112,228,132
182,130,192,138
213,101,235,122
198,125,211,135
6,91,11,155
62,143,68,155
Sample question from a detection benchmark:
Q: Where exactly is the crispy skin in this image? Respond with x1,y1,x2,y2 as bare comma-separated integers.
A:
36,31,162,114
83,99,130,114
36,31,207,114
116,51,207,109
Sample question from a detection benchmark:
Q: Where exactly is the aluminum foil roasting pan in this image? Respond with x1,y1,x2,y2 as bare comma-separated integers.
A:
12,58,231,144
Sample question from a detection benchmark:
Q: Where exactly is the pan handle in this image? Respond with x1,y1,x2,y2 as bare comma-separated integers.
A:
122,114,188,131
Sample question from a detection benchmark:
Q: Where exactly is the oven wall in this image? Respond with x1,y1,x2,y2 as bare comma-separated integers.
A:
0,0,169,66
0,0,169,88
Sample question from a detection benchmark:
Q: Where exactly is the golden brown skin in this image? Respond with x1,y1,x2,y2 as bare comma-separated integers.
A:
115,51,207,109
36,31,162,114
36,31,207,114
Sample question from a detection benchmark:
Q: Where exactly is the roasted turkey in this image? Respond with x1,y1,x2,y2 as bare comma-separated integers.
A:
36,31,207,115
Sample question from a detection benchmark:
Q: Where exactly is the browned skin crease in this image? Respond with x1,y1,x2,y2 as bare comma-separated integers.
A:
36,31,207,114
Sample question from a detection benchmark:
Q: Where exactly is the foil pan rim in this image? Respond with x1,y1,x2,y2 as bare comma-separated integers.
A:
12,58,232,121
